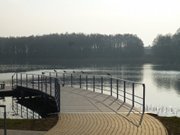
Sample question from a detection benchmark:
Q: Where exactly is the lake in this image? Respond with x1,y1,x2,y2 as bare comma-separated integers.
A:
0,63,180,117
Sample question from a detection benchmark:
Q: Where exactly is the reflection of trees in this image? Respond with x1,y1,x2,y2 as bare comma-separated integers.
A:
153,73,172,89
152,66,180,95
80,64,144,83
106,65,144,83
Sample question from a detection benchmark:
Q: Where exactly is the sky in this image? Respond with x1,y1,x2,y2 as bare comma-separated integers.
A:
0,0,180,46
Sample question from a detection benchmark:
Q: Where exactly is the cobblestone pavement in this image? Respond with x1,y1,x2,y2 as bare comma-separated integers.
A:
44,87,167,135
45,113,167,135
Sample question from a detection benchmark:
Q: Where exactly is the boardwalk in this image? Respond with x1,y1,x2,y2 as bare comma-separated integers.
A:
45,87,168,135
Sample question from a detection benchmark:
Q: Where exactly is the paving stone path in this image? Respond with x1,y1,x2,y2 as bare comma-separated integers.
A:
45,87,168,135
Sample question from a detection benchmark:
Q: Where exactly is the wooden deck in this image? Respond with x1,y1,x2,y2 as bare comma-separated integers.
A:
45,87,168,135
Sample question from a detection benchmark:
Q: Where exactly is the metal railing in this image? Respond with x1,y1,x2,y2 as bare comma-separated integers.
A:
0,82,5,89
12,98,41,119
0,105,7,135
12,73,61,113
47,71,145,115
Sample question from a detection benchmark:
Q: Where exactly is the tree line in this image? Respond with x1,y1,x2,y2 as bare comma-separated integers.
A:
152,30,180,61
0,33,144,61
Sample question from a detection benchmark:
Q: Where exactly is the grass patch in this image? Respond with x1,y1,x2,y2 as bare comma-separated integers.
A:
149,113,180,135
0,115,58,131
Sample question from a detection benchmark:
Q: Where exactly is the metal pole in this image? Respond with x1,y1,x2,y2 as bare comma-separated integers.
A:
124,81,126,103
49,73,52,95
80,75,82,88
41,75,43,92
16,73,18,85
116,79,119,99
86,75,88,90
132,83,135,107
20,73,22,86
63,73,65,86
101,77,103,94
12,74,14,89
0,105,7,135
21,104,22,117
16,103,18,115
26,107,28,119
110,77,112,96
45,77,47,93
142,84,145,114
4,106,7,135
38,75,40,90
71,74,73,87
12,98,14,111
32,74,34,89
93,76,95,92
26,74,28,87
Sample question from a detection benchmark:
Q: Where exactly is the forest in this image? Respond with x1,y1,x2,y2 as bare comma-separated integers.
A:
152,30,180,61
1,31,180,64
0,33,144,61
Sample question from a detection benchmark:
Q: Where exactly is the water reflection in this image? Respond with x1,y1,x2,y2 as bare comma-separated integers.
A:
88,64,144,83
152,65,180,95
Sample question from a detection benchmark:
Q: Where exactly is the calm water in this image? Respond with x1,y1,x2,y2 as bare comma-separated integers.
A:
0,63,180,116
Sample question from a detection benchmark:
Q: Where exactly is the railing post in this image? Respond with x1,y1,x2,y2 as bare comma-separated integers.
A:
4,106,7,135
12,98,14,111
0,106,7,135
49,72,51,77
45,76,47,93
26,107,28,119
32,75,34,89
110,77,112,96
124,81,126,103
63,73,65,86
12,74,14,89
38,75,39,90
33,111,34,119
80,75,82,88
142,84,145,114
16,103,18,115
101,77,103,94
50,77,52,96
86,75,88,90
116,79,119,99
71,74,73,87
26,74,28,87
20,73,22,86
41,75,43,92
132,83,135,107
21,104,22,117
16,73,18,85
93,76,95,92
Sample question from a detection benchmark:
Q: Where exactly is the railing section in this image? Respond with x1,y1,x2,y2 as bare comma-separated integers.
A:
12,98,41,119
54,71,145,114
12,73,60,112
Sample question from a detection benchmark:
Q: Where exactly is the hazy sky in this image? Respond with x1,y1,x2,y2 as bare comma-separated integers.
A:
0,0,180,46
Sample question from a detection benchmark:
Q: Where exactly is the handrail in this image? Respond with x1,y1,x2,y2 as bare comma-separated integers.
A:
0,82,5,89
12,73,61,113
46,71,145,115
31,70,146,125
0,105,7,135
